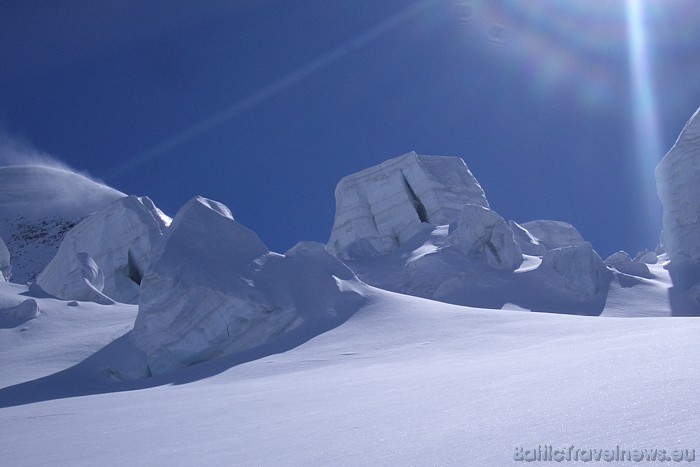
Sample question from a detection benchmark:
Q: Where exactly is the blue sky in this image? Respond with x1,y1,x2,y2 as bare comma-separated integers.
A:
1,0,700,257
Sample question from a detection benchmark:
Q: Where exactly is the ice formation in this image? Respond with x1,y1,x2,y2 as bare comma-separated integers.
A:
509,220,546,256
327,152,488,259
449,204,522,270
604,251,652,279
132,197,361,376
520,220,585,250
0,237,9,281
656,107,700,263
636,250,658,264
37,196,168,304
540,242,611,303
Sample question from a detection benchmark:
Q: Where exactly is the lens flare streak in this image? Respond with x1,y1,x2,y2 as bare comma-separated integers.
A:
626,0,662,235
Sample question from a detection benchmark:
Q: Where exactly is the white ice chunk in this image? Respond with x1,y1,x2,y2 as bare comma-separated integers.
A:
327,152,488,259
604,251,652,279
449,204,522,270
132,197,362,376
509,220,546,256
656,106,700,263
0,236,9,281
37,195,167,304
520,220,585,250
540,242,611,303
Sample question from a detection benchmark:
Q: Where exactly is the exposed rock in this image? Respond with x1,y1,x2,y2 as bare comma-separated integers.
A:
604,251,653,279
132,197,361,376
540,242,612,303
327,152,488,259
37,196,168,304
449,204,522,270
509,220,546,256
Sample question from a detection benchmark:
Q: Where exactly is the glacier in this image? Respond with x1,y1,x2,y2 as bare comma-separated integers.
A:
322,152,611,314
1,106,700,464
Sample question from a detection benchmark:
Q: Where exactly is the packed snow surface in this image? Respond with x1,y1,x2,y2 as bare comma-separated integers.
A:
0,280,698,466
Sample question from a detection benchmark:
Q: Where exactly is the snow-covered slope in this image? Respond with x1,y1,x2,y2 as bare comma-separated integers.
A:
0,281,137,388
0,281,697,466
0,165,125,283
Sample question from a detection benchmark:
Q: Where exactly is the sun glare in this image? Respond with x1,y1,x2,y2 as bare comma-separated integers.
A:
625,0,663,240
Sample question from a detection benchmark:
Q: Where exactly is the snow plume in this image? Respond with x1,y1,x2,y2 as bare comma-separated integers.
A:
0,131,121,196
0,131,70,170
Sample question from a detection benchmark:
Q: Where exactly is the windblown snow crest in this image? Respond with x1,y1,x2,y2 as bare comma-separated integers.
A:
0,165,125,283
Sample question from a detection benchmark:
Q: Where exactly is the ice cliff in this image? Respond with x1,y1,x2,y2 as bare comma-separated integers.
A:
131,197,362,376
0,236,9,281
37,196,168,304
656,105,700,312
327,152,488,259
656,106,700,262
326,153,612,313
